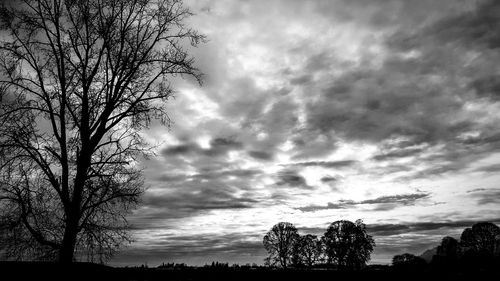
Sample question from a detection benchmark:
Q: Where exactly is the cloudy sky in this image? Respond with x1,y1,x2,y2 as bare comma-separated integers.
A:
112,0,500,266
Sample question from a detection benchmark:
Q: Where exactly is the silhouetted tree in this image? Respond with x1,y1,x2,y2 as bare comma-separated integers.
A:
437,236,460,257
392,253,427,271
289,234,323,268
0,0,203,263
460,222,500,254
322,219,375,270
459,222,500,269
291,236,304,268
432,236,460,269
263,222,299,268
297,234,322,267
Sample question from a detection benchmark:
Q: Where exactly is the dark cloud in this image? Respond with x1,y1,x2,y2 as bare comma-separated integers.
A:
466,188,487,193
116,0,500,266
143,188,257,212
474,163,500,173
287,160,357,169
296,201,351,212
130,186,259,229
368,218,500,237
161,137,243,158
155,173,191,183
275,170,311,189
190,168,263,181
290,132,339,159
360,193,430,205
421,0,500,51
161,143,200,156
296,192,430,212
320,176,338,183
290,74,312,85
292,0,500,178
131,168,265,229
247,150,274,161
304,67,467,146
466,188,500,205
315,0,473,31
372,147,426,161
372,164,413,175
209,137,243,149
154,168,263,185
112,232,265,266
470,75,500,100
299,217,500,243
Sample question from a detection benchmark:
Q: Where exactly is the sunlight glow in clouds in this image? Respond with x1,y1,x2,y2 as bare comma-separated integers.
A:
112,0,500,266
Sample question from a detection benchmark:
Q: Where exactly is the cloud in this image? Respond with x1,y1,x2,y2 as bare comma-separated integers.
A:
372,147,426,161
313,0,474,31
130,183,260,230
368,218,500,237
287,160,358,169
474,163,500,173
247,150,274,161
142,190,256,211
282,0,500,179
161,137,243,158
320,176,338,183
113,232,266,266
114,0,500,266
161,143,200,156
190,169,263,181
466,188,500,205
296,192,430,212
360,193,430,205
275,170,312,189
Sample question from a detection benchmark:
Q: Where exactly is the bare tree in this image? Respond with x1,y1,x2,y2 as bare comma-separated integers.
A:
0,0,203,263
322,219,375,269
263,222,299,268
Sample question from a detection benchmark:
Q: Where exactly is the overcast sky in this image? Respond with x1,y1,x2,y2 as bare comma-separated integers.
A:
111,0,500,266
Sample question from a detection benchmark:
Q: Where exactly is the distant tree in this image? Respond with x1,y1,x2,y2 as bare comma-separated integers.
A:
0,0,203,263
459,222,500,270
460,222,500,255
431,236,460,270
291,235,304,268
436,236,460,258
322,219,375,269
392,253,427,271
263,222,299,268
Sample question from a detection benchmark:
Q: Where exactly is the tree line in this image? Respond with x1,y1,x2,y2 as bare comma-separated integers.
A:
393,222,500,271
263,220,500,271
263,219,375,269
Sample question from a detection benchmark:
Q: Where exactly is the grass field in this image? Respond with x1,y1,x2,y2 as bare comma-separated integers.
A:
1,262,499,281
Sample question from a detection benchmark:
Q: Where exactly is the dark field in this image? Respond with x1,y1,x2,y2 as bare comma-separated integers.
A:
1,262,500,281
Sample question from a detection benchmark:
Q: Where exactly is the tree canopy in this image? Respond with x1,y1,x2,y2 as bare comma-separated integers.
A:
322,219,375,269
392,253,426,271
296,234,323,267
263,222,299,268
0,0,203,263
460,222,500,255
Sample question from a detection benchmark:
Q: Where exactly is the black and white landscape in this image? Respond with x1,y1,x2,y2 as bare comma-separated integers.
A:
0,0,500,279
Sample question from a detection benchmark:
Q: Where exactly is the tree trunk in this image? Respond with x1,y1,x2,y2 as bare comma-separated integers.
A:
59,214,79,263
59,147,89,263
